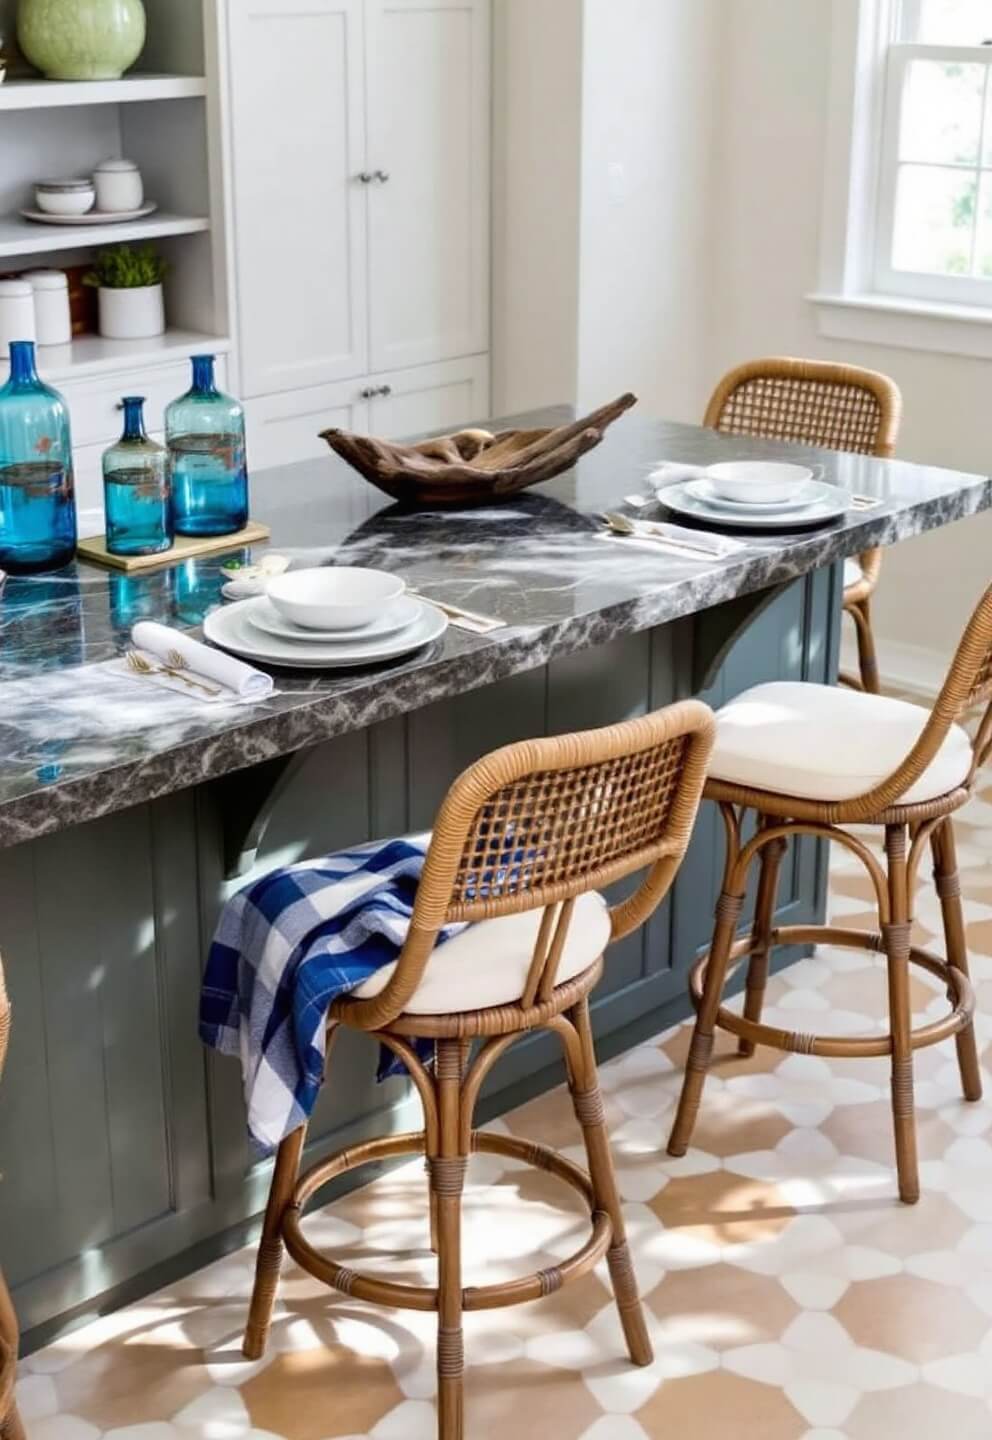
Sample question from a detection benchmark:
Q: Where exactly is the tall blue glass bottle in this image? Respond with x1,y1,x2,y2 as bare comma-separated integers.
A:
103,396,173,557
166,355,249,536
0,340,77,574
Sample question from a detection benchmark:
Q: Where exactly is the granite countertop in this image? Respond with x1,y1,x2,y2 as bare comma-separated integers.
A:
1,408,989,848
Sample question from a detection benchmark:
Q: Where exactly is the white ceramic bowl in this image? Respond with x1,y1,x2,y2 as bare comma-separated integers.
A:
705,461,814,506
34,180,96,217
266,567,406,632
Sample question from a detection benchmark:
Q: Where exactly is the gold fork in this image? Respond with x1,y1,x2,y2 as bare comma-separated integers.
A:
126,649,222,698
166,649,224,697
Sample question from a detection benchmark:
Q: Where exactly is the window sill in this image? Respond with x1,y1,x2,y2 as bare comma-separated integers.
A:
808,291,992,361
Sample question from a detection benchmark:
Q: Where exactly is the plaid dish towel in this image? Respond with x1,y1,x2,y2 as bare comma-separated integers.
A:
199,833,468,1153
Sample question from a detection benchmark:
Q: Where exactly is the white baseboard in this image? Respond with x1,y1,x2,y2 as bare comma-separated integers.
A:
840,635,945,701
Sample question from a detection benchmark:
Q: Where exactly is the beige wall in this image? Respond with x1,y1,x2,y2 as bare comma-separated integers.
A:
707,0,992,667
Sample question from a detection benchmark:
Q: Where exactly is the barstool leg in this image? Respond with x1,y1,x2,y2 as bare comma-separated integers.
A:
738,832,788,1058
848,596,881,695
243,1123,307,1359
0,1268,25,1440
931,820,983,1103
568,999,653,1367
668,888,745,1157
884,824,920,1205
433,1038,467,1440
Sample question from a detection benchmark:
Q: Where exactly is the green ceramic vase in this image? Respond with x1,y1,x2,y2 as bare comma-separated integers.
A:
18,0,146,81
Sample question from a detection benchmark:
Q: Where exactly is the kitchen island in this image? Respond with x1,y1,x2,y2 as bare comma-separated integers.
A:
1,407,988,1345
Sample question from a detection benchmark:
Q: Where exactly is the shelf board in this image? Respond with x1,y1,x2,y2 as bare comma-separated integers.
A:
0,330,232,383
0,73,207,111
0,212,210,259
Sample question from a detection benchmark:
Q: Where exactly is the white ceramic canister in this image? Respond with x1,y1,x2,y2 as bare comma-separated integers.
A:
23,270,72,347
93,158,144,213
0,279,37,353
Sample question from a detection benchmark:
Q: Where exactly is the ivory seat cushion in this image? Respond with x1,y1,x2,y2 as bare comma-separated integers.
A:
843,558,863,590
710,681,973,805
353,889,611,1014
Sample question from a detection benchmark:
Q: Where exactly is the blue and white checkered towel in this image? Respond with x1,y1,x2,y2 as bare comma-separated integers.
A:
199,833,467,1154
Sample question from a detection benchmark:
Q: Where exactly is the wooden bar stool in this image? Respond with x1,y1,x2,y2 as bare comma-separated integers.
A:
0,961,25,1440
667,584,992,1205
243,701,715,1440
704,355,902,693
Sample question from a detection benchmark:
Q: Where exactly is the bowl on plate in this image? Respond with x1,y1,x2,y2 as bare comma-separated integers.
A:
34,179,96,217
705,461,813,506
266,567,406,632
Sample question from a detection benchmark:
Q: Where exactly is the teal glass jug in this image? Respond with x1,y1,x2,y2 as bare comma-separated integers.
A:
0,341,77,574
166,355,249,537
103,396,172,556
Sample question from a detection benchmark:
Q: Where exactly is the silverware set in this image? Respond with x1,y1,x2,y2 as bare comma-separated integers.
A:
407,593,507,635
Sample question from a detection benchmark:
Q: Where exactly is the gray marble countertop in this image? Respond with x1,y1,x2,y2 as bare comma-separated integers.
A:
1,408,988,849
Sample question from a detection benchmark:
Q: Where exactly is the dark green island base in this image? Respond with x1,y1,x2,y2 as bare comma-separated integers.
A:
1,409,987,1349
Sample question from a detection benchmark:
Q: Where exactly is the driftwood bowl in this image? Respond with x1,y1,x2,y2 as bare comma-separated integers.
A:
320,393,638,508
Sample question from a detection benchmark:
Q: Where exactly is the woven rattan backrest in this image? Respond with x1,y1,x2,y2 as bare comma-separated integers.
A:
344,701,715,1027
704,357,902,459
835,581,992,817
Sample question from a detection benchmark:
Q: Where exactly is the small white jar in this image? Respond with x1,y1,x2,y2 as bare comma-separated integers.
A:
93,158,144,214
23,270,72,347
0,279,37,353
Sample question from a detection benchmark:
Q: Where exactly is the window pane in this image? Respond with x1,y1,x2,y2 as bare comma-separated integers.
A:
892,164,977,274
901,0,992,44
900,59,985,164
976,172,992,277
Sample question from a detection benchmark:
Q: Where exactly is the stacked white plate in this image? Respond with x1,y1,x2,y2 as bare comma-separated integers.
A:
655,461,851,530
203,571,448,669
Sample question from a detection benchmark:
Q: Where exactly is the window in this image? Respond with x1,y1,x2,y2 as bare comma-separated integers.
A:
876,0,992,304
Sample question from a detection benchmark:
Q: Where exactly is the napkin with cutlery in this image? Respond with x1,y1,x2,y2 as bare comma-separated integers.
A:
116,621,276,705
600,512,747,560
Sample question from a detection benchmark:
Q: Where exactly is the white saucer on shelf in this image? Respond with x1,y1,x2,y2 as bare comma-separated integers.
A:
20,202,159,226
203,595,448,669
248,593,422,644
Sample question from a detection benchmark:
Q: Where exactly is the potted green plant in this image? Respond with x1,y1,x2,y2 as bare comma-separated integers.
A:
84,244,168,340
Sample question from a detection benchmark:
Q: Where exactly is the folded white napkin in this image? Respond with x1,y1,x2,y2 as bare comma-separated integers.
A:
647,461,709,489
127,621,275,704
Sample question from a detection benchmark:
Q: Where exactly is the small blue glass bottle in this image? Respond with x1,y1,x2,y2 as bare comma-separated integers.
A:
0,340,77,574
103,396,173,557
166,355,249,536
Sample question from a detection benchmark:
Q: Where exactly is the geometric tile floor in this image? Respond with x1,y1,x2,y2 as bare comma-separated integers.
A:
17,777,992,1439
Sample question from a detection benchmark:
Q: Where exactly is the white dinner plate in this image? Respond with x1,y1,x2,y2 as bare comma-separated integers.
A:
248,593,422,643
658,479,851,530
684,478,826,513
203,595,448,668
20,202,159,226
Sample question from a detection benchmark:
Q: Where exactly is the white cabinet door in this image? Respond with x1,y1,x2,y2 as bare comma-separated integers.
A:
229,0,369,397
369,355,489,438
365,0,490,374
244,382,370,470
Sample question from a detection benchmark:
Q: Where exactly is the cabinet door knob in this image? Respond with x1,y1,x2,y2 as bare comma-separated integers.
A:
359,386,377,399
377,384,392,397
356,171,375,184
374,169,390,183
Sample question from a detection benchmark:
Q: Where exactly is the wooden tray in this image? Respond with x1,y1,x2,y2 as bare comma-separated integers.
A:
321,394,638,508
77,520,271,573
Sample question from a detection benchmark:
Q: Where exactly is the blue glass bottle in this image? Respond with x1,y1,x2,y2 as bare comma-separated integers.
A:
103,396,173,557
0,340,77,574
166,355,249,536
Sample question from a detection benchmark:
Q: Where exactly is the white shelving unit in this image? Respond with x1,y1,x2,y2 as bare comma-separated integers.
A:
0,0,234,514
0,212,210,260
0,74,208,110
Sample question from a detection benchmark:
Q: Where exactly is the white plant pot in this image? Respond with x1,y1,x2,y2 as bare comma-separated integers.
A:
97,283,165,340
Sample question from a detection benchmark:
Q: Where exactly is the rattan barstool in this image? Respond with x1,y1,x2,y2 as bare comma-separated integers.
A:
242,701,715,1440
667,584,992,1205
0,961,24,1440
704,356,903,693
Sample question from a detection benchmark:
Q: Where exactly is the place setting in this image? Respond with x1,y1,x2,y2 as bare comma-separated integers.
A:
646,458,882,531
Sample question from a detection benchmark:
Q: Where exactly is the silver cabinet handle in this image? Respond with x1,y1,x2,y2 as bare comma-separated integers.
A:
377,384,392,397
360,385,392,399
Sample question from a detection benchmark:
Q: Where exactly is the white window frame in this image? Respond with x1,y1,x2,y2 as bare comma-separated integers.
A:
810,0,992,358
875,42,992,306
